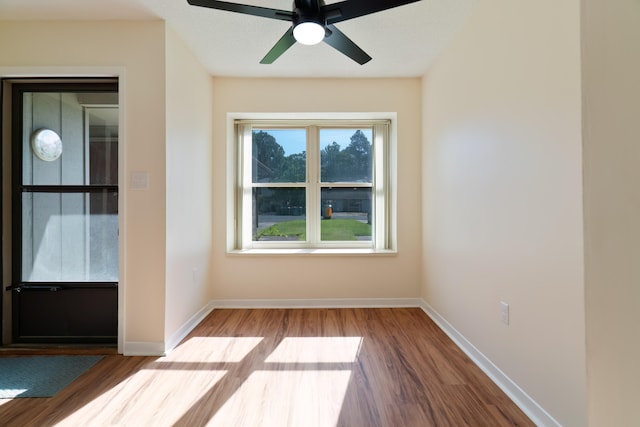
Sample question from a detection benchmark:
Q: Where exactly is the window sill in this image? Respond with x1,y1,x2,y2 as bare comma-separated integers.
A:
228,248,397,256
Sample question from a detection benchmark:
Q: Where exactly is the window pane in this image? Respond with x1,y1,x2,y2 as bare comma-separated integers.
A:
252,129,306,183
320,128,372,183
253,187,306,241
22,192,118,282
321,188,372,241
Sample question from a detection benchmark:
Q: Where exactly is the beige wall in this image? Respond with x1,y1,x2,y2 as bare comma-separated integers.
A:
164,26,214,346
422,1,586,425
6,7,637,424
0,21,168,351
582,1,640,425
211,78,422,300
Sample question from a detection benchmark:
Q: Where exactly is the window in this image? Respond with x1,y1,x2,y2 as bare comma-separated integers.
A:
231,116,395,253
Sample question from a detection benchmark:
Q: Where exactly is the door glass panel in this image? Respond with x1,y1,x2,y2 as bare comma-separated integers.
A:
22,92,118,186
21,192,118,282
19,89,118,283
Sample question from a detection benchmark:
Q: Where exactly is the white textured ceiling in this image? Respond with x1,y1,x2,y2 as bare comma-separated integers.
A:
0,0,474,78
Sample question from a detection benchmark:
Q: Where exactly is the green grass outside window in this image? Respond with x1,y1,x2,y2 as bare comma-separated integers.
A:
256,219,371,241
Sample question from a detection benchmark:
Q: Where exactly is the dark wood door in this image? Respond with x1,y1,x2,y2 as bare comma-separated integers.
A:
9,81,118,344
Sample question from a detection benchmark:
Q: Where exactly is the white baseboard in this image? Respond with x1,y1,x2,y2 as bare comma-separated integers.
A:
165,301,215,352
209,297,422,309
418,299,559,427
123,341,166,357
123,303,215,357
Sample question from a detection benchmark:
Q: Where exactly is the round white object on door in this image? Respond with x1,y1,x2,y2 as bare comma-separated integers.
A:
31,128,62,162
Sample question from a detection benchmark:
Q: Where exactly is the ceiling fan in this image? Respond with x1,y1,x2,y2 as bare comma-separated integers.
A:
187,0,422,65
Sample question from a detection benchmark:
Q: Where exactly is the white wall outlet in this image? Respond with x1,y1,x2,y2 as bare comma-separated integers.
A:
500,301,510,325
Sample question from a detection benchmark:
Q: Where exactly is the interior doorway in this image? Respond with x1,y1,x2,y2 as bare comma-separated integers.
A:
1,79,119,345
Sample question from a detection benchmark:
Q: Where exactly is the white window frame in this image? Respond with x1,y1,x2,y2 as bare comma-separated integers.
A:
227,113,397,255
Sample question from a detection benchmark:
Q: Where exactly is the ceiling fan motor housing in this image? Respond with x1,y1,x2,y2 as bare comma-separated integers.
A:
294,0,325,25
292,0,327,44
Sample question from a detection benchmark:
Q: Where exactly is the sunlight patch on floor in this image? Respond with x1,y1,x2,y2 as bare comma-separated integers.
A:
169,336,264,363
55,367,228,426
208,336,362,426
0,389,27,398
53,337,264,425
264,337,363,363
208,370,353,427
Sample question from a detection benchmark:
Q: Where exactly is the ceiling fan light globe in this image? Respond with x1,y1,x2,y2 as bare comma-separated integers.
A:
293,22,325,45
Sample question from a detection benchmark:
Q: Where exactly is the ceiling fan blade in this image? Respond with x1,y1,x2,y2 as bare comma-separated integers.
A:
323,0,422,25
323,24,372,65
260,28,297,64
187,0,293,22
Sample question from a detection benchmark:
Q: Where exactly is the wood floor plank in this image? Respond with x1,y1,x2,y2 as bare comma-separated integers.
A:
0,308,534,426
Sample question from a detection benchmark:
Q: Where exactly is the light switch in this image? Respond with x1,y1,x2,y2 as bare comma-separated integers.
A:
130,171,149,190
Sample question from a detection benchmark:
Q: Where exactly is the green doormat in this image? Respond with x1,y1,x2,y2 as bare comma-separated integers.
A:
0,355,103,398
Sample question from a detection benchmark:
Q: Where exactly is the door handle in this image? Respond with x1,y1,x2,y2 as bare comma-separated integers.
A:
5,284,63,292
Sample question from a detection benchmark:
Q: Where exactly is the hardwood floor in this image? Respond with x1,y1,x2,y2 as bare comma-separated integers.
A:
0,308,534,426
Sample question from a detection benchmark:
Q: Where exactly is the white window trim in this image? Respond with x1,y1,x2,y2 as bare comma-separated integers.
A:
226,113,397,255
